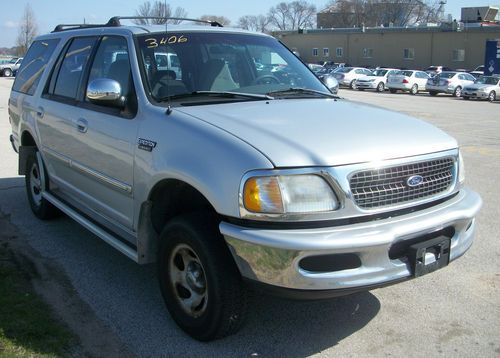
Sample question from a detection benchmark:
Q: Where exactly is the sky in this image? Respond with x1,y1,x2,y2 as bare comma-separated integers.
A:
1,0,499,48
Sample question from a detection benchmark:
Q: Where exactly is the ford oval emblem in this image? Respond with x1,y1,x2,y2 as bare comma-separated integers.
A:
407,175,424,187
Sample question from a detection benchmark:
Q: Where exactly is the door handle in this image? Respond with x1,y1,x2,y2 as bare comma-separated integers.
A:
76,118,88,133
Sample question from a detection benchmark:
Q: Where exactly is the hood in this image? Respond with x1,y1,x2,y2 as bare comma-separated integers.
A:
177,98,457,168
465,83,494,90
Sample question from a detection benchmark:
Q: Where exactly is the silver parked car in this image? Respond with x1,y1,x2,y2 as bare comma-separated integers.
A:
332,66,372,89
387,70,430,95
0,57,23,77
462,76,500,101
355,68,399,92
9,16,481,341
426,71,476,97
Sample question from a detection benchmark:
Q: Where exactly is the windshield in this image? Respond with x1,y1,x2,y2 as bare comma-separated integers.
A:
336,67,353,74
371,69,388,77
475,76,499,85
9,58,18,64
136,32,327,103
438,72,456,79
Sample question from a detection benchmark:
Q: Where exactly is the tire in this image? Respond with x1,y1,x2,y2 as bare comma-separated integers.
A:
158,212,247,341
350,80,357,90
488,91,496,102
429,91,438,96
389,89,397,94
25,150,59,220
410,84,418,95
3,68,12,77
453,86,462,97
376,82,385,92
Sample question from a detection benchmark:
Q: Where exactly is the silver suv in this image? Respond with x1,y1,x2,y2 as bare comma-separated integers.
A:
8,16,482,341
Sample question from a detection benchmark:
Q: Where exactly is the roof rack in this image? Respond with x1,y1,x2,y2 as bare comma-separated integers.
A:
52,16,223,33
107,16,223,27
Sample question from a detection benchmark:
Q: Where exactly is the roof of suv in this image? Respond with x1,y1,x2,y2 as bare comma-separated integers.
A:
37,17,270,41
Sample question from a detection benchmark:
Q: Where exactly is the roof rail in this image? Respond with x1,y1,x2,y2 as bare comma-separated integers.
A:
52,23,116,32
51,16,223,33
107,16,223,27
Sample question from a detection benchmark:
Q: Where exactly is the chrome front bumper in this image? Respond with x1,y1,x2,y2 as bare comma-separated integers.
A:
221,188,481,292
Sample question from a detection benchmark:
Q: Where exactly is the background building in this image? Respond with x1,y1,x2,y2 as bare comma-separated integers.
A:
278,6,500,70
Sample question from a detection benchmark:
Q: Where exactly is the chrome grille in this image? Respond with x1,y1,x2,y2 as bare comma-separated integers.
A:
350,158,455,209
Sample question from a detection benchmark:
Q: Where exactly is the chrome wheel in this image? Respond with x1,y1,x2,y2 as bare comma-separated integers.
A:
29,162,43,206
169,243,208,318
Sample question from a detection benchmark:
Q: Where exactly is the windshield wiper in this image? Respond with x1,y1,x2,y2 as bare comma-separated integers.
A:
157,91,274,102
267,88,338,99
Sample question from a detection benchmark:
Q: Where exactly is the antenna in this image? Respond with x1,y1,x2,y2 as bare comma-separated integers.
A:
165,20,172,115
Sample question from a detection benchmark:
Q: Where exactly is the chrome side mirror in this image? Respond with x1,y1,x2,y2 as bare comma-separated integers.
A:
321,74,339,95
86,78,125,108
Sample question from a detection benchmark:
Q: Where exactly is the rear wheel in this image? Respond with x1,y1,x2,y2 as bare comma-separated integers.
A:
453,86,462,97
376,82,385,92
488,91,496,102
158,213,247,341
410,84,418,95
389,89,397,94
25,151,59,220
429,91,438,96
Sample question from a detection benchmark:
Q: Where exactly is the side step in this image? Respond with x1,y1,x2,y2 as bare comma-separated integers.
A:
42,191,139,262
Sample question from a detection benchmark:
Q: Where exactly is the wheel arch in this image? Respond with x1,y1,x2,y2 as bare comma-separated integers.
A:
18,129,38,176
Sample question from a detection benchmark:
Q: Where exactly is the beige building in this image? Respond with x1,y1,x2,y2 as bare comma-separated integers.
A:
276,26,500,70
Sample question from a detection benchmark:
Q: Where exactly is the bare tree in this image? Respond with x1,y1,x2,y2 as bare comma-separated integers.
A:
322,0,442,28
16,4,37,56
133,1,188,25
238,15,271,33
199,15,231,26
268,1,317,31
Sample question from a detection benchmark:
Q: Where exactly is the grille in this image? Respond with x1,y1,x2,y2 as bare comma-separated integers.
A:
350,158,455,209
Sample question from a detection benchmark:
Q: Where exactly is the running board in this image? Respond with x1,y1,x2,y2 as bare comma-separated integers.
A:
42,191,139,262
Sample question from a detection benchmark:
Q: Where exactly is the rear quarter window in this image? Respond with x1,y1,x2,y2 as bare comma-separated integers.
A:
12,39,60,95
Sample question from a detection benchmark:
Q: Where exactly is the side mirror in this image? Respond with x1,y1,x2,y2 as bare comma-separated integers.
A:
321,74,339,95
86,78,125,108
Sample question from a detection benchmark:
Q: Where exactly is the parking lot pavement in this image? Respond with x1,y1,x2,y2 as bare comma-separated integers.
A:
0,77,499,357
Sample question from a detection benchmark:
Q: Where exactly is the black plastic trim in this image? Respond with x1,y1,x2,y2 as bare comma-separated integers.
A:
224,193,459,230
244,277,409,300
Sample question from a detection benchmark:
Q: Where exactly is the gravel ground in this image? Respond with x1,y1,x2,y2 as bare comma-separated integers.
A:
0,77,499,357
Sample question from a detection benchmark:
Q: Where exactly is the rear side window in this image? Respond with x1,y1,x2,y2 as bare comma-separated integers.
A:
52,37,97,100
12,39,60,95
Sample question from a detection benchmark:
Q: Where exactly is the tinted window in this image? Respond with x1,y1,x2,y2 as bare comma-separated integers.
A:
53,37,96,99
12,39,59,95
87,36,132,102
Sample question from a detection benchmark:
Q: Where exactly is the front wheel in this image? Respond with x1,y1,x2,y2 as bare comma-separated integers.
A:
376,82,385,92
410,84,418,95
3,68,12,77
453,86,462,97
350,80,357,90
158,213,247,341
488,91,496,102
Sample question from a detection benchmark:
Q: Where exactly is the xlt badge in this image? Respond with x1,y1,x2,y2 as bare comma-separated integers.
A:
138,138,157,152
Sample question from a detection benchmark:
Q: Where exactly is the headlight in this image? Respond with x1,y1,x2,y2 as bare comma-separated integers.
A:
242,174,339,215
458,151,465,184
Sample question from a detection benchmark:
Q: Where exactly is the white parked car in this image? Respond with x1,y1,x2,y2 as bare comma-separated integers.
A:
462,76,500,102
0,57,23,77
387,70,430,95
355,68,399,92
426,72,476,97
332,67,372,89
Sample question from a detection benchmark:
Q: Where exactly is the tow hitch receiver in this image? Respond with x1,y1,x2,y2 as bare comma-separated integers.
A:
409,236,451,277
